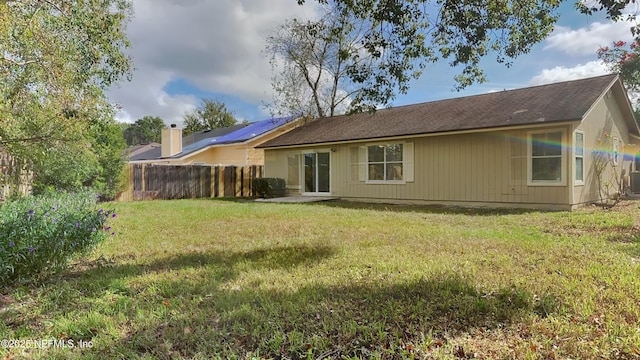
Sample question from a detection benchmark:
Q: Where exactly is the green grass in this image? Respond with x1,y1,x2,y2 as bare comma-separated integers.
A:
1,199,640,359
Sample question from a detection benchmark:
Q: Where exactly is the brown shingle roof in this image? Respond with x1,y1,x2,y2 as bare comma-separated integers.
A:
259,74,621,148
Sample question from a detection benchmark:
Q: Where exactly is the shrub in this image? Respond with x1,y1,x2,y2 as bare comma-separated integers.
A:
252,178,286,197
0,191,115,286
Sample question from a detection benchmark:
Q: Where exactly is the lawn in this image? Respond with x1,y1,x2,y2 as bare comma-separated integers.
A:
1,199,639,359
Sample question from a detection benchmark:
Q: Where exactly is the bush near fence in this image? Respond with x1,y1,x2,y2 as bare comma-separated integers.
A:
116,164,264,201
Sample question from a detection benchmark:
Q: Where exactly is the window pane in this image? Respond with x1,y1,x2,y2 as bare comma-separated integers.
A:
532,132,562,156
386,163,403,180
368,145,384,162
304,153,316,192
386,144,403,162
532,157,562,181
575,157,583,182
575,132,584,156
368,164,384,180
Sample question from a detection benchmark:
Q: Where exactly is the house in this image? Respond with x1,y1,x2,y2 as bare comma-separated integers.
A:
257,74,640,210
126,142,161,159
129,116,301,166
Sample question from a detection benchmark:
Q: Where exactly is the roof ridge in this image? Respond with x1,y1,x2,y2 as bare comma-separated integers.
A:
380,73,619,113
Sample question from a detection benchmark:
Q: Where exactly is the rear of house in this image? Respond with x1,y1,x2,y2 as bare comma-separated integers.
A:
259,74,640,210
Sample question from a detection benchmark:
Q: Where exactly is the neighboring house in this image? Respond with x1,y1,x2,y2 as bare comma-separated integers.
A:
129,117,301,166
258,74,640,210
126,142,161,159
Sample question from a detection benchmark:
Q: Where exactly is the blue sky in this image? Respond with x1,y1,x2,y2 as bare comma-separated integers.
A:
107,0,638,126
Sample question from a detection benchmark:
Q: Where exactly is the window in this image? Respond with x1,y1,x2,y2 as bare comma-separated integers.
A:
612,137,620,166
367,144,403,182
528,130,565,185
574,131,584,184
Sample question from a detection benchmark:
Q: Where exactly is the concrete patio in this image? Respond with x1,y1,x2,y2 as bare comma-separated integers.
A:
255,196,338,203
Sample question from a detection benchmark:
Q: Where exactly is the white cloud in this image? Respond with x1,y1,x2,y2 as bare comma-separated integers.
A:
108,0,317,124
528,61,609,85
108,69,198,125
544,21,635,56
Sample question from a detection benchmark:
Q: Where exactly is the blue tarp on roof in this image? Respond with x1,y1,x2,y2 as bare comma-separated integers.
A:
172,116,295,158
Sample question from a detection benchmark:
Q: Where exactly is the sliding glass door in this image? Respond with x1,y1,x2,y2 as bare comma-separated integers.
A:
303,152,330,193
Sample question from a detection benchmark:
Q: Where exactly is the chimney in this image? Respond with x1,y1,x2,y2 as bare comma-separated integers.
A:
161,124,182,157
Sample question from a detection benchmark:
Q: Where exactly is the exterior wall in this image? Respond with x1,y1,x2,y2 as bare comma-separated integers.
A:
178,146,249,165
265,125,579,209
573,89,636,205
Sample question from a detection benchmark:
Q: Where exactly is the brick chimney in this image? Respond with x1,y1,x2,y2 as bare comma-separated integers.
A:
161,124,182,157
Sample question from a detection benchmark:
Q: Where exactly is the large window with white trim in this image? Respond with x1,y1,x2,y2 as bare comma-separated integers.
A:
368,144,403,181
528,130,565,185
351,142,414,183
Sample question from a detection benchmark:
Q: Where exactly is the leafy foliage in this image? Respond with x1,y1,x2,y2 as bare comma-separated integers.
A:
183,99,239,136
29,111,127,200
285,0,639,111
122,116,165,146
253,178,286,197
0,191,116,286
266,8,386,117
598,41,640,108
0,0,132,198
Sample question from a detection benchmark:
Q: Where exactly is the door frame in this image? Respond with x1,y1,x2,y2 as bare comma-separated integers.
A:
301,151,331,195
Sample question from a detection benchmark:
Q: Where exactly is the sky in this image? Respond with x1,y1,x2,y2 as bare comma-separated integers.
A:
107,0,640,126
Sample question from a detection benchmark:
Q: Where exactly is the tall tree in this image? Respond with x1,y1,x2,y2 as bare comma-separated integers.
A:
183,99,238,136
288,0,639,109
31,105,127,200
0,0,132,195
266,7,380,117
123,116,165,146
597,40,640,126
598,41,640,97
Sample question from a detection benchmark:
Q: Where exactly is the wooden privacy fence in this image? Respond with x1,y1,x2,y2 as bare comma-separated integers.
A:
116,163,263,201
0,152,32,201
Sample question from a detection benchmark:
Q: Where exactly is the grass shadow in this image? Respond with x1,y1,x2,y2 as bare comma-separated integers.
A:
1,242,565,359
303,199,549,216
111,273,558,359
19,244,336,294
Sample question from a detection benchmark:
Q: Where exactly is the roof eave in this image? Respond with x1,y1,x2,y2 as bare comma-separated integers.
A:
258,120,581,150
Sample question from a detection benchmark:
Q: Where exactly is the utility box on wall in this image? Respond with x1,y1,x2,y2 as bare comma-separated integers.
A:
631,172,640,194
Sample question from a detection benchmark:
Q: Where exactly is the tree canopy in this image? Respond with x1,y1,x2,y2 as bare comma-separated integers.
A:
266,8,382,117
599,41,640,93
183,99,239,136
598,40,640,124
283,0,640,114
123,116,165,146
0,0,133,197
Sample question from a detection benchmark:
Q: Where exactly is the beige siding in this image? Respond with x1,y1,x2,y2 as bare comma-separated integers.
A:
265,127,580,208
573,90,635,205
